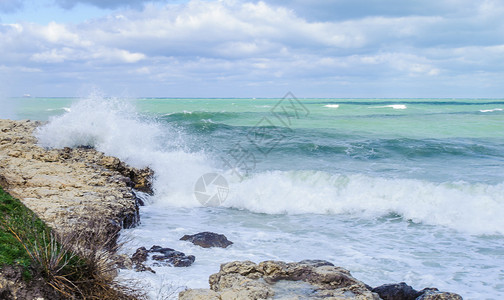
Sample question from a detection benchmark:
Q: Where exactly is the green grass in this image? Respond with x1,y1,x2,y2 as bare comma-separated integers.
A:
0,186,49,279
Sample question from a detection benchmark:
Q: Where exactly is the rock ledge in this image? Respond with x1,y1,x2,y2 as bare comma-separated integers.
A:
0,119,153,239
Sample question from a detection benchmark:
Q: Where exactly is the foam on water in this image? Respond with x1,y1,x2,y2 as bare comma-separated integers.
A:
324,104,340,108
221,171,504,235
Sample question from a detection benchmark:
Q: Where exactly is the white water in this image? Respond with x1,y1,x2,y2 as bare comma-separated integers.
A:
35,96,504,299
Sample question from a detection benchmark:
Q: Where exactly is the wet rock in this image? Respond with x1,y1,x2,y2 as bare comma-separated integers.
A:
180,232,233,248
372,282,420,300
134,263,156,274
130,245,195,271
149,245,196,267
131,247,149,265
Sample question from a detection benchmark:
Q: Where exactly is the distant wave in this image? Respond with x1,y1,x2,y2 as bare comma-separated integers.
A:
324,104,340,108
480,108,503,113
375,104,407,110
46,107,71,112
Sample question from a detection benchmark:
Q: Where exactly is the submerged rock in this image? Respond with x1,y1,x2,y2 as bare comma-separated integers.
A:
180,231,233,248
150,245,196,267
128,245,195,272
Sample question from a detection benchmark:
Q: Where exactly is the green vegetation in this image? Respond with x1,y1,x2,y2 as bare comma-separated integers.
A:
0,186,141,299
0,186,47,279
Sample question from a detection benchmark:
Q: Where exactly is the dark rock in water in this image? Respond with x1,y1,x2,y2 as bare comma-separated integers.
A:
130,245,195,271
416,288,463,300
149,245,196,267
131,246,156,273
372,282,420,300
131,246,149,264
180,232,233,248
134,263,156,274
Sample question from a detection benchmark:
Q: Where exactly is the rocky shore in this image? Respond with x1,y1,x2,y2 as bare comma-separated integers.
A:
0,119,153,239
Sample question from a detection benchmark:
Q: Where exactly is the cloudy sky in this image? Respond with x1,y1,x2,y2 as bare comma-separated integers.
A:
1,0,503,98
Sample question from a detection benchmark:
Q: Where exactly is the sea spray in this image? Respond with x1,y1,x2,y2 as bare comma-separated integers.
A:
35,95,213,207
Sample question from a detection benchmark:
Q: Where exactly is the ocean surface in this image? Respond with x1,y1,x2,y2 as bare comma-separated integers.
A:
2,95,504,299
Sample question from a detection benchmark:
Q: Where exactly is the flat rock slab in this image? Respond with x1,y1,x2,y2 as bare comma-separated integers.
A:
180,232,233,248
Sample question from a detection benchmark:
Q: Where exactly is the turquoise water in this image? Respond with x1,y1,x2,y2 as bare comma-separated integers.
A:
4,96,504,299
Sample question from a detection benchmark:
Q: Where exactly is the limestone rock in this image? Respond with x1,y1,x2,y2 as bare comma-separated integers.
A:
180,232,233,248
416,288,463,300
0,119,153,241
179,289,221,300
183,260,380,299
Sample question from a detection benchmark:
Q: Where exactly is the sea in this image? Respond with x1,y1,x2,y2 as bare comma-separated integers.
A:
2,95,504,299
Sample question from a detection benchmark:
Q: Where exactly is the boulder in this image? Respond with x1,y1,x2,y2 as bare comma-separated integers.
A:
182,260,380,299
372,282,420,300
180,232,233,248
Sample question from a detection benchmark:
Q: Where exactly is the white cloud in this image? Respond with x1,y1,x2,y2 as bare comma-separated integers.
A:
1,0,504,97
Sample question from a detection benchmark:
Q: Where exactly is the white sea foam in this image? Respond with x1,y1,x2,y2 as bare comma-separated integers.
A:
219,171,504,235
374,104,407,109
480,108,503,112
324,104,340,108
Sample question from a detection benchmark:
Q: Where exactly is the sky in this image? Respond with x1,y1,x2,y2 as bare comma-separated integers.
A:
0,0,504,98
